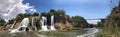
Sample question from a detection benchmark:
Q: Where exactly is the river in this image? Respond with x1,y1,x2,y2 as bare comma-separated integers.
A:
0,28,100,37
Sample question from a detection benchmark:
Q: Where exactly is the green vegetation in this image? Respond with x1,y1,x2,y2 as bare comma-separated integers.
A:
0,9,89,30
0,19,6,26
72,16,89,28
33,12,39,16
39,9,88,29
0,9,92,32
72,27,82,30
40,12,47,16
96,3,120,37
8,18,15,24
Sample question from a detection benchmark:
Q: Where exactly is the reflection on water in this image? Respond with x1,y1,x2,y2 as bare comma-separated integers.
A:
77,28,99,37
36,31,85,37
0,28,99,37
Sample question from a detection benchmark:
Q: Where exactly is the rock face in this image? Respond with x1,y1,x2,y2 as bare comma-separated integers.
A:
104,4,120,26
71,16,89,28
1,15,73,31
0,9,89,31
55,22,72,31
54,14,73,31
98,3,120,37
1,16,42,31
28,16,41,31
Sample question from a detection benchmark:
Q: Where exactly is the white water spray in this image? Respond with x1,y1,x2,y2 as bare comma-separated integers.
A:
10,18,29,33
9,21,16,31
41,17,48,31
50,15,56,30
31,17,38,31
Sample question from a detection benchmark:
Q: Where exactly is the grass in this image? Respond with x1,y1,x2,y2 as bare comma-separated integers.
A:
71,27,82,30
96,22,120,37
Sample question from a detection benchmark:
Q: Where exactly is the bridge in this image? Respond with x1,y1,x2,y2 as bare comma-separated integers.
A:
85,18,105,20
85,18,106,24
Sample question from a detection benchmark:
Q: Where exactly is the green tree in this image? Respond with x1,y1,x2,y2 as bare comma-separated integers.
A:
0,19,6,26
98,3,120,37
50,9,55,12
55,10,65,15
40,12,47,16
33,12,39,16
15,13,24,21
24,13,32,17
8,18,15,24
15,13,32,21
72,16,89,28
47,12,55,16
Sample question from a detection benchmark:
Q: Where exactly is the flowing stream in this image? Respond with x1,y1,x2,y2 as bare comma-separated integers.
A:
6,17,100,37
1,28,100,37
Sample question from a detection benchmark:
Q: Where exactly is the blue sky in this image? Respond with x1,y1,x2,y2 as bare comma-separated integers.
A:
23,0,119,19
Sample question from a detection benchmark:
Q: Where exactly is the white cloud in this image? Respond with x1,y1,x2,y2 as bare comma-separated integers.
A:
30,8,37,12
0,0,37,22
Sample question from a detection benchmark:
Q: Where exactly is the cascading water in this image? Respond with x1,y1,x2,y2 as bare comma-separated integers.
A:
41,17,48,31
10,18,29,33
50,15,56,30
31,17,38,31
9,21,16,31
34,17,38,31
18,18,29,31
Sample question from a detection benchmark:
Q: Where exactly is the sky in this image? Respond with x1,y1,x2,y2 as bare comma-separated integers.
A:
22,0,119,24
22,0,119,19
0,0,37,21
0,0,119,24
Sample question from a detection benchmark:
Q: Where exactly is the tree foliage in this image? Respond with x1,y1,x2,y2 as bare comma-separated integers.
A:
0,19,6,26
98,3,120,37
33,12,39,16
72,16,89,28
6,9,89,28
104,4,120,27
40,12,47,16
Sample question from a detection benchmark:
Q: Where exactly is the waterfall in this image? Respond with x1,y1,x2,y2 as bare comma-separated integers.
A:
31,17,38,31
41,17,48,31
18,18,29,31
34,17,38,31
10,18,29,33
50,15,56,30
9,21,16,31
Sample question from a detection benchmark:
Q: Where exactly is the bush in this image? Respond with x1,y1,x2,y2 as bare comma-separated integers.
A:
0,19,6,26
